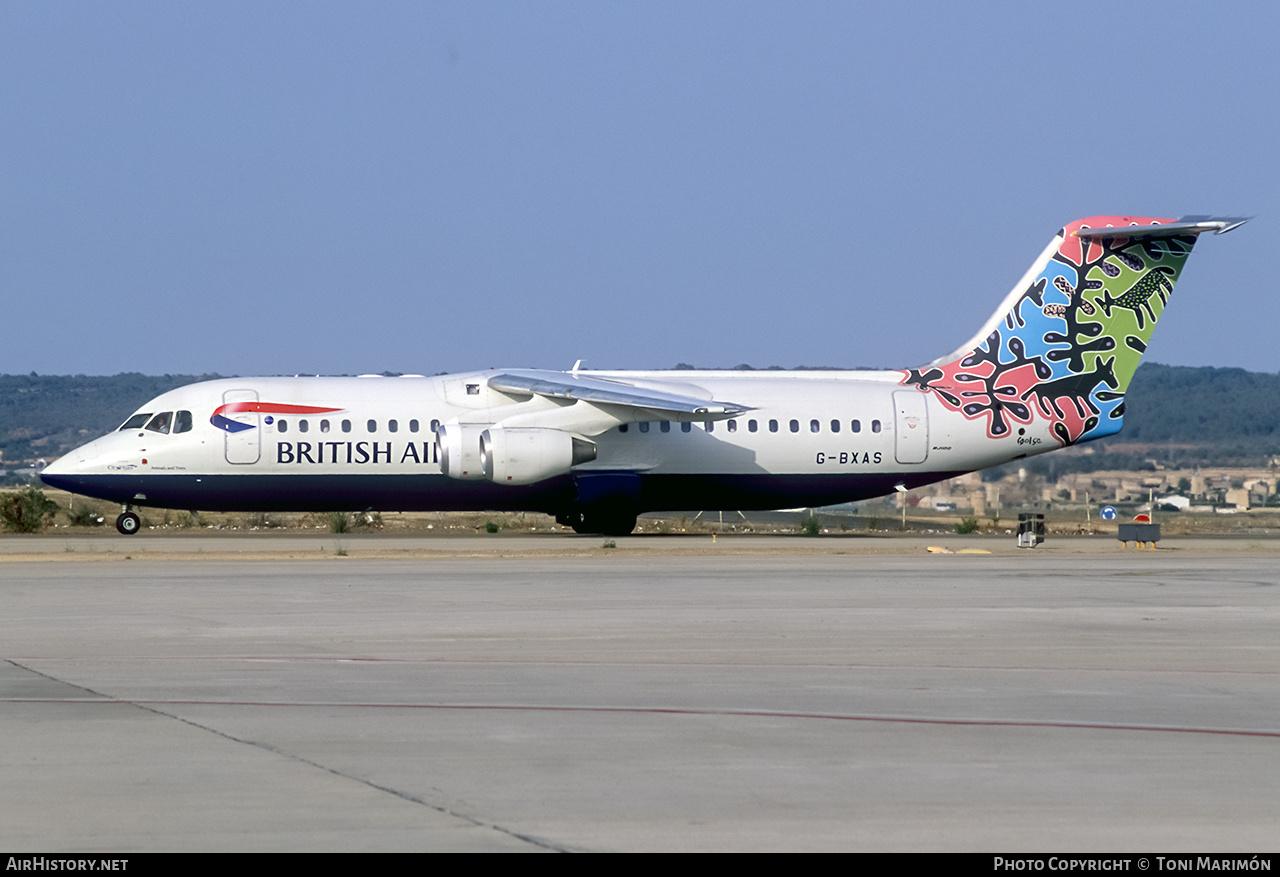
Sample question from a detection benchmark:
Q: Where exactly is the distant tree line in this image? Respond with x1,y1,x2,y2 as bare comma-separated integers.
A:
3,364,1278,470
0,372,224,464
1112,364,1280,445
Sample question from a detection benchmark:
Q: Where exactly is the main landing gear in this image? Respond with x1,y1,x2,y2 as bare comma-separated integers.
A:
116,507,141,536
560,473,642,536
556,506,639,537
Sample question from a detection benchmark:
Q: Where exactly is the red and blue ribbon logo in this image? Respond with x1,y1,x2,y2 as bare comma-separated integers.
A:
211,402,343,433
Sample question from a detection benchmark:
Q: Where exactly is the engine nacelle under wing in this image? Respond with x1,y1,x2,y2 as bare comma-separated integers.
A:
480,427,597,485
436,422,487,480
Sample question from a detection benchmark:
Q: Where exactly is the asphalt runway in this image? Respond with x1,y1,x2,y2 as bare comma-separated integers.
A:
2,534,1278,851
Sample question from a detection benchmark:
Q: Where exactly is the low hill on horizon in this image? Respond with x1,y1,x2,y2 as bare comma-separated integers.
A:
3,363,1277,470
1087,364,1280,469
1,372,224,464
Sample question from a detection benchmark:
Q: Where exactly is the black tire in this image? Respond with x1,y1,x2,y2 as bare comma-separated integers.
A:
598,514,637,537
116,512,141,535
572,508,638,537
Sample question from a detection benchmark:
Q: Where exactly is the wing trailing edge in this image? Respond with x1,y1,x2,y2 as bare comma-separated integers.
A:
488,369,751,421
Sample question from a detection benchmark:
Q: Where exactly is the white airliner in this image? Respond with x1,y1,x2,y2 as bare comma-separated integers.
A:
42,214,1247,535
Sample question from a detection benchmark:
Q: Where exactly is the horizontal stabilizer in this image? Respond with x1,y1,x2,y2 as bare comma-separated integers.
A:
1075,216,1250,239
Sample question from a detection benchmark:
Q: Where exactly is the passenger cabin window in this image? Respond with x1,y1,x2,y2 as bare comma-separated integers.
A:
830,419,840,433
120,413,151,431
173,411,193,434
145,412,173,434
810,419,820,433
320,420,330,433
430,419,440,433
638,422,649,433
341,420,351,433
298,419,309,433
409,420,419,433
278,419,288,433
619,424,629,433
789,419,799,433
769,419,778,433
660,421,670,433
389,419,398,433
727,419,737,433
681,422,692,433
748,420,758,433
852,420,861,433
705,421,714,433
367,420,377,432
872,419,882,433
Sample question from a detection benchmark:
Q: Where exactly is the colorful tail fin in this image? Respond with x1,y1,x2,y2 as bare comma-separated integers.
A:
902,215,1247,446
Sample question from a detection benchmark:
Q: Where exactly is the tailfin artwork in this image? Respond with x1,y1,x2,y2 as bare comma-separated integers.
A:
902,215,1247,447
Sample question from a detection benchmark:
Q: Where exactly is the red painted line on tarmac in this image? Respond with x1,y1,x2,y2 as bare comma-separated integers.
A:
8,697,1280,739
16,655,1280,676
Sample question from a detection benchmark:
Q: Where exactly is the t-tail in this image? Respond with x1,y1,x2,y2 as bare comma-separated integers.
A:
901,215,1248,447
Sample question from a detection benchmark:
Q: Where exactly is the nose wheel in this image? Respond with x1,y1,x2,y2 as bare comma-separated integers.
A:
116,511,141,535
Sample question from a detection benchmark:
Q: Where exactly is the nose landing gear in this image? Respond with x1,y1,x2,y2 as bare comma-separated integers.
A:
116,508,141,535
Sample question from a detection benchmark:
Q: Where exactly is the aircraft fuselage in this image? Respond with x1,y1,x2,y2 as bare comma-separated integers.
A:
41,370,982,517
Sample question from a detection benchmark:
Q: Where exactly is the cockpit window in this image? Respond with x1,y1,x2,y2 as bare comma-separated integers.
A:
145,412,173,434
119,413,151,431
173,410,193,434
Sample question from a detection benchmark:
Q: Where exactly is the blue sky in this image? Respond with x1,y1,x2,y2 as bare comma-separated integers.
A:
2,2,1275,377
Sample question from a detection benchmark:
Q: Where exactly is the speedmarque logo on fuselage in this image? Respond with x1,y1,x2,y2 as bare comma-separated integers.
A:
210,402,343,433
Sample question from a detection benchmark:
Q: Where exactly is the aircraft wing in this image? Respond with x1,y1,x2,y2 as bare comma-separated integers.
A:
488,369,751,420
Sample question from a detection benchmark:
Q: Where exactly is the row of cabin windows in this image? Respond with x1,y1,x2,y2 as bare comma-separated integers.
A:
618,418,882,435
121,412,447,436
119,410,881,439
119,411,194,435
274,418,442,435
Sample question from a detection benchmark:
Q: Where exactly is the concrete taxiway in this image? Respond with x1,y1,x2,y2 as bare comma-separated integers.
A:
1,533,1277,851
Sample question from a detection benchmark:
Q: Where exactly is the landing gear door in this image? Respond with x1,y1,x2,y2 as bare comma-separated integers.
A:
222,389,261,464
893,390,929,465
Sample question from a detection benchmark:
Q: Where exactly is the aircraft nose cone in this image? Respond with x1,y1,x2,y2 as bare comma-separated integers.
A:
40,456,82,491
38,441,100,490
41,456,70,477
40,470,76,491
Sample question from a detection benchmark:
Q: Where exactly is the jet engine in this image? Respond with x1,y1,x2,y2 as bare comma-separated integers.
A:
435,422,487,480
479,427,597,485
